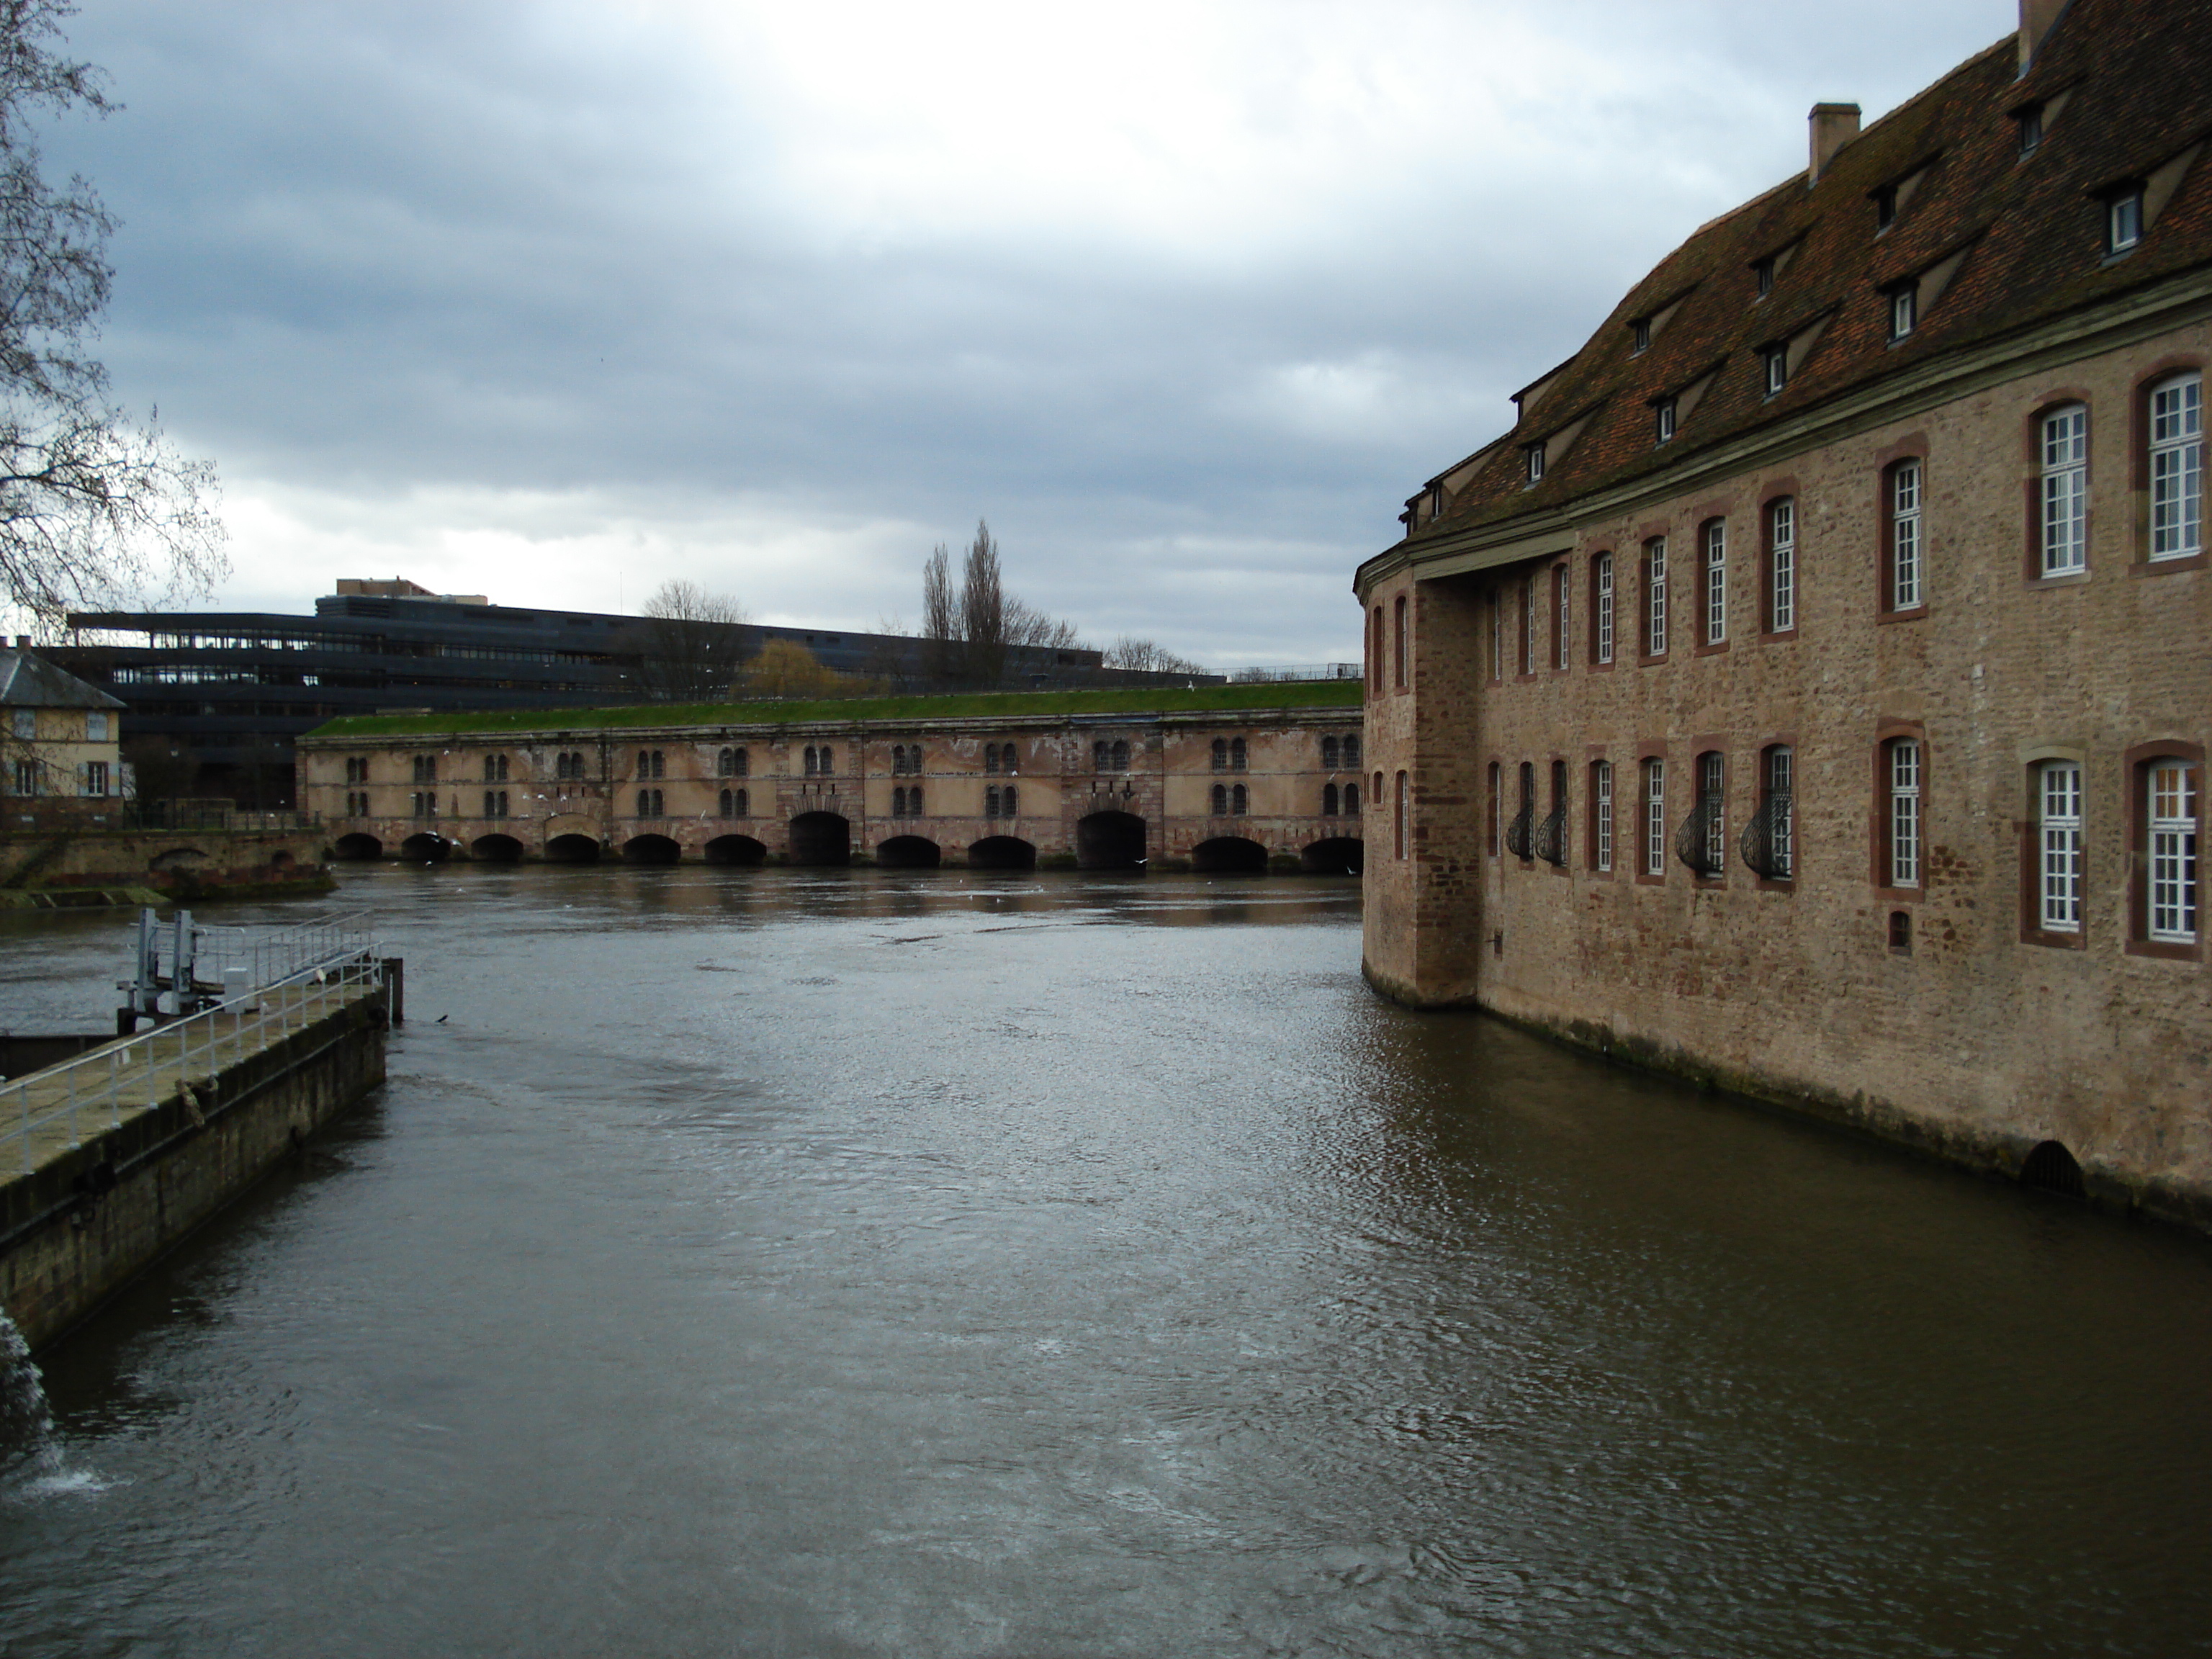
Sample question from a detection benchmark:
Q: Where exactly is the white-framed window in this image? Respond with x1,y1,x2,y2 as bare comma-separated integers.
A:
1593,760,1614,873
84,761,108,797
1768,498,1797,632
1888,739,1922,889
12,758,36,796
2150,373,2203,562
2149,760,2200,943
1889,282,1917,341
1593,552,1614,665
1703,520,1727,646
2038,760,2083,932
2041,405,2088,575
1643,758,1666,876
1525,442,1546,485
1763,347,1787,396
2109,189,2144,253
2016,103,2044,156
1645,537,1668,656
1554,565,1570,671
1632,318,1650,354
1655,397,1677,444
1890,459,1923,609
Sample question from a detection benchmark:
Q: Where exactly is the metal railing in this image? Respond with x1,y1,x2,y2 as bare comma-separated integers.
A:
1504,803,1534,860
1534,806,1568,868
1739,791,1793,879
189,909,375,993
1675,796,1725,876
5,954,387,1175
1227,663,1362,683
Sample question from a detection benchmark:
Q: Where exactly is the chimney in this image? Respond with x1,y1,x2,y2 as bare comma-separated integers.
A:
2018,0,2065,73
1809,103,1861,185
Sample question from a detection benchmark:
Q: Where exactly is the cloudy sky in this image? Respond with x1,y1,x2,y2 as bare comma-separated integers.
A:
48,0,2005,668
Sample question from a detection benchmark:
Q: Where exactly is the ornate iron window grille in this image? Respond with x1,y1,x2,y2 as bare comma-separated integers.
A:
1534,806,1568,867
1739,791,1793,878
1674,794,1725,874
1504,803,1534,860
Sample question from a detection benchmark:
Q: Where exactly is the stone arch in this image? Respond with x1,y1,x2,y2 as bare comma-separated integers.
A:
471,833,524,863
876,835,942,869
1192,836,1268,873
148,846,210,873
966,835,1035,871
789,811,851,866
1076,810,1146,871
2020,1139,2087,1200
704,834,767,866
545,833,602,865
333,833,383,861
399,833,451,863
1300,836,1364,876
621,833,682,866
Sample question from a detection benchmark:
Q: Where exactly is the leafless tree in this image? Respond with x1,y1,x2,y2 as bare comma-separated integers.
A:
920,543,959,679
958,521,1006,684
631,578,751,701
1104,637,1205,675
916,518,1089,684
0,1,226,628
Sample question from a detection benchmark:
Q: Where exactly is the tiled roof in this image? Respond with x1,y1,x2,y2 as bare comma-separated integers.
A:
0,649,127,711
1408,0,2212,540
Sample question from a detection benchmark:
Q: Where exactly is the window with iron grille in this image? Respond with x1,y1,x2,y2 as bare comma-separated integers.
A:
1211,738,1228,772
2041,405,2087,575
1506,762,1534,860
2150,373,2203,561
1676,752,1725,875
1535,760,1568,867
1231,785,1248,817
1742,747,1793,879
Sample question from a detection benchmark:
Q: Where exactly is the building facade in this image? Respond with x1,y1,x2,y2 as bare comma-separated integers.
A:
1,647,127,830
1357,0,2211,1225
297,685,1365,873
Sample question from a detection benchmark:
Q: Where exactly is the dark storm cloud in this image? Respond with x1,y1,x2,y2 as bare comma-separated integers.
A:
48,0,2008,662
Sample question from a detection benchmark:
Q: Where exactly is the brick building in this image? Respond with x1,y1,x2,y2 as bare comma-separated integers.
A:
1357,0,2211,1225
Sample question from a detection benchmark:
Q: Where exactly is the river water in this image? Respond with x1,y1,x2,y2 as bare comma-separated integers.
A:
1,866,2208,1658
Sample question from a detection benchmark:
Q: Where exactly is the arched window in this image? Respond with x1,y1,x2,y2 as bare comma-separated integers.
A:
1681,751,1725,874
1211,739,1228,771
1393,595,1408,688
1343,782,1359,815
719,788,734,818
1111,739,1129,771
636,789,655,817
1884,738,1923,888
1591,550,1615,664
2040,404,2088,575
1230,737,1247,772
1507,762,1534,859
1764,499,1797,633
2149,372,2203,562
1589,759,1614,872
1487,761,1501,855
637,749,651,777
1001,744,1019,775
1539,758,1568,866
1323,783,1339,816
1211,783,1228,816
1093,740,1109,771
2142,757,2200,943
984,745,1000,775
1322,735,1340,770
910,786,923,817
1644,536,1668,656
1343,734,1360,770
1395,770,1408,859
891,745,906,776
2036,760,2082,930
554,752,570,780
1231,784,1248,816
984,786,1000,819
1642,758,1667,876
1745,746,1794,880
734,787,748,817
1701,518,1727,645
1002,784,1017,817
1885,459,1925,610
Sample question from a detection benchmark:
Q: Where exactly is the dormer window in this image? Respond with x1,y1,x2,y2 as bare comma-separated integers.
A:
1874,184,1898,229
1753,256,1775,297
1428,485,1446,519
1655,397,1677,445
1889,280,1918,341
2015,102,2044,156
1524,441,1546,485
1763,346,1788,397
2108,186,2144,253
1631,318,1651,354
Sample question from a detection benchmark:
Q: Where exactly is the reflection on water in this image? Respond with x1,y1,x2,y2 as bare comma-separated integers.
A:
1,864,2208,1658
